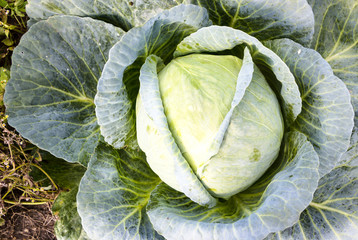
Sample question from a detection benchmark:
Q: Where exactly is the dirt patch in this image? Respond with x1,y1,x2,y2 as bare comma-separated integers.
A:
0,203,57,240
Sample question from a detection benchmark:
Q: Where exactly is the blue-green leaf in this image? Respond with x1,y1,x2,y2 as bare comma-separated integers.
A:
4,16,124,166
147,131,320,240
308,0,358,125
267,127,358,240
26,0,183,30
95,4,211,149
185,0,314,45
265,38,354,176
77,143,163,240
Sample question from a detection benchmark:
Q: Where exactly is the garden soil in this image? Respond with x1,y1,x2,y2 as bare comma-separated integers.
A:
0,203,56,240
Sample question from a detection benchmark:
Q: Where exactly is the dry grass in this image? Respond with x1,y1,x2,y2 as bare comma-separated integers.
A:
1,1,60,239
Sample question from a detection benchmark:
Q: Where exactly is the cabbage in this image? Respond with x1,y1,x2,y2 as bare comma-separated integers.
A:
4,1,357,239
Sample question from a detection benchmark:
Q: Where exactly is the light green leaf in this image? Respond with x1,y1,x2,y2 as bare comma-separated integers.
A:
265,38,354,176
4,16,124,165
267,127,358,240
26,0,183,30
308,0,358,125
208,47,254,160
185,0,314,45
147,131,320,240
77,143,163,240
0,67,10,107
95,4,211,149
137,55,217,207
174,25,301,127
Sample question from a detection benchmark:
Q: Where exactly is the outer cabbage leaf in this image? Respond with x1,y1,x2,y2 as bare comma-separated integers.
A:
30,152,89,239
26,0,183,30
185,0,314,45
267,127,358,239
207,47,254,161
77,143,163,240
265,38,354,176
95,4,211,149
308,0,358,125
4,16,124,165
137,55,218,207
174,26,302,127
146,131,320,240
31,151,87,190
53,186,90,240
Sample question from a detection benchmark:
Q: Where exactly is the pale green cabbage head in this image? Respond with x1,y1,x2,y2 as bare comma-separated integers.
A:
137,53,284,198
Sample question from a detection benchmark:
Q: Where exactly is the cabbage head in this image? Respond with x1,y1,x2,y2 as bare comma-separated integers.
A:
137,53,284,199
4,0,358,240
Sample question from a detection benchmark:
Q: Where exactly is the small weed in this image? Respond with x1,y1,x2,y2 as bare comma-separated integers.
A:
0,0,28,68
0,0,60,228
0,106,60,225
1,66,59,227
0,67,9,107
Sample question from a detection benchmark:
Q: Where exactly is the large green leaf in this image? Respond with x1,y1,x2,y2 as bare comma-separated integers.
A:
146,131,320,240
308,0,358,125
4,16,124,166
185,0,314,45
267,127,358,239
30,152,89,240
174,25,302,127
95,4,211,149
26,0,183,30
265,38,354,176
77,143,163,240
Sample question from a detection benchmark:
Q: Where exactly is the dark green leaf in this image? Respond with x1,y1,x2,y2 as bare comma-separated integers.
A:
53,187,90,240
4,16,124,165
30,152,89,239
31,151,86,189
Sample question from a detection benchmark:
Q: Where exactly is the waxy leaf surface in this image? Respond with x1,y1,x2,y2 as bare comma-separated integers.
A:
265,38,354,176
26,0,183,30
267,127,358,239
77,143,163,240
308,0,358,125
95,4,211,149
4,16,124,165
